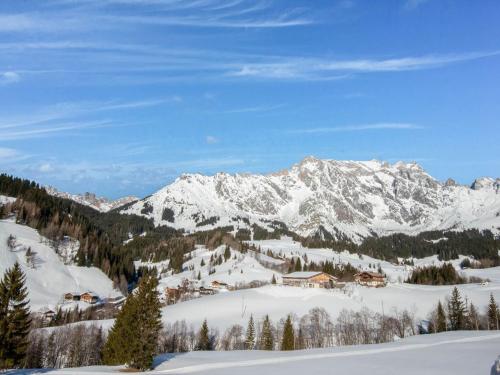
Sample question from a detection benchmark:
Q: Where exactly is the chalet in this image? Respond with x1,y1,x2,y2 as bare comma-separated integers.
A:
282,271,338,288
38,307,56,321
80,292,99,304
354,271,386,287
211,280,233,290
64,292,81,302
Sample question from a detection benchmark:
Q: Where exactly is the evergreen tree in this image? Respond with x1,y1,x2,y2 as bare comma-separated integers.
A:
224,246,231,261
0,262,31,369
260,315,274,350
436,300,447,332
294,258,302,272
196,319,212,350
487,293,499,330
467,302,480,330
271,274,277,285
103,276,162,370
447,287,466,330
245,315,255,350
281,315,295,351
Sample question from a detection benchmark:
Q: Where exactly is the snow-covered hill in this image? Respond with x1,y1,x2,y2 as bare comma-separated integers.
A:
46,187,138,213
21,331,500,375
0,218,122,311
120,157,500,241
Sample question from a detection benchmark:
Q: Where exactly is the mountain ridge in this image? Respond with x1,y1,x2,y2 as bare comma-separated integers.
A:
115,157,500,242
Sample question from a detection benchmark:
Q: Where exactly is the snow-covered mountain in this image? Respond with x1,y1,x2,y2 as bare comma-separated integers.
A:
46,187,138,213
120,157,500,241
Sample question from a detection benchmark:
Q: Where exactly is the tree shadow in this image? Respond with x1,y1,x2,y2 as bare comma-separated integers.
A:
4,369,53,374
152,352,188,368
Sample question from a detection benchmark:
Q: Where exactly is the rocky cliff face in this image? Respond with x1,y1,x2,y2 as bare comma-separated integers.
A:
120,157,500,241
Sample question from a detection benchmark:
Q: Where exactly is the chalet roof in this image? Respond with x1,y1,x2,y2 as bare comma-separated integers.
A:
80,291,99,297
283,271,337,280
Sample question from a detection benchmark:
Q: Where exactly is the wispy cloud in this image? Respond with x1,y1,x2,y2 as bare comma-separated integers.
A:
0,120,115,140
219,104,286,114
289,123,423,134
0,71,21,85
205,135,219,144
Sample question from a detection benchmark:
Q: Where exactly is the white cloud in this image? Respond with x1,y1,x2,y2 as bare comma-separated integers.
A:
206,135,219,144
290,123,423,134
0,71,20,84
0,147,20,158
38,163,55,173
404,0,431,11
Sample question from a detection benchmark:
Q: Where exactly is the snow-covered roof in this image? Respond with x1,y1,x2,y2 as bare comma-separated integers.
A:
282,271,324,279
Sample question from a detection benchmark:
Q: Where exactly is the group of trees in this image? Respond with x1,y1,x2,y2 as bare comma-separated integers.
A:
406,263,486,285
427,287,500,332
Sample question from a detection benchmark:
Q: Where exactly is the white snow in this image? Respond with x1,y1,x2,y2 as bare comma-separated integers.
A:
18,331,500,375
0,219,122,311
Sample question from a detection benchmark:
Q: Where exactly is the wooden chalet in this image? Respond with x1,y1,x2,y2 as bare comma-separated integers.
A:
198,286,216,295
165,287,182,305
211,280,233,290
282,271,338,288
80,292,99,304
354,271,386,287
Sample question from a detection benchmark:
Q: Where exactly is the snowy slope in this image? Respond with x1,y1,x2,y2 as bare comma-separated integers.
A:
46,186,138,213
0,219,122,311
19,331,500,375
120,157,500,241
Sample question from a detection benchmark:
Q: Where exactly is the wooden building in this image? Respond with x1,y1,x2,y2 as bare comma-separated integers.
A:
64,292,81,302
80,292,99,304
211,280,233,290
354,271,386,287
282,271,338,288
165,287,182,305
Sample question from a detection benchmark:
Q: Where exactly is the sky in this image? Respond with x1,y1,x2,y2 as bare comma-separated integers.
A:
0,0,499,198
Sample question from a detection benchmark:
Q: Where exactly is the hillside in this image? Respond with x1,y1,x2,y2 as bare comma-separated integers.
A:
120,157,500,241
0,217,122,311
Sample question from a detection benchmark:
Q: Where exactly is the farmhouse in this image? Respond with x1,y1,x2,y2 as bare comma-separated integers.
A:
282,271,338,288
211,280,233,290
354,271,386,287
80,292,99,304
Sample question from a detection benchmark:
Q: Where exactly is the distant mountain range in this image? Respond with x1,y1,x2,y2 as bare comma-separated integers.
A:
109,157,500,242
46,187,138,213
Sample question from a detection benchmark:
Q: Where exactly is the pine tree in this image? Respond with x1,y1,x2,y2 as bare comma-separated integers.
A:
245,315,255,350
0,262,31,369
224,246,231,261
487,293,499,330
436,300,447,332
468,302,480,330
260,315,274,350
281,315,295,351
196,319,212,350
271,274,277,285
103,276,162,370
294,258,302,272
447,287,466,331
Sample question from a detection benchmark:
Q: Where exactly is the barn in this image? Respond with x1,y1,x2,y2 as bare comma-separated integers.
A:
282,271,338,288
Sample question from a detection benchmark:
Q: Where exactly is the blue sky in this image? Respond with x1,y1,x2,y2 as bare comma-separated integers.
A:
0,0,499,198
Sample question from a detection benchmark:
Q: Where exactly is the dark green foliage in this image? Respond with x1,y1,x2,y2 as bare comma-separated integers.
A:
162,208,175,223
224,245,231,261
0,262,31,369
447,287,466,330
196,320,212,351
235,228,251,241
245,315,255,350
435,301,447,332
140,202,154,215
460,258,471,269
260,315,274,350
195,216,220,227
281,315,295,351
406,263,467,285
103,276,162,370
359,229,500,264
294,258,303,272
487,294,499,330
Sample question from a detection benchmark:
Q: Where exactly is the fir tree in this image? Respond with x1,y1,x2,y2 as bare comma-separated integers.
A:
260,315,274,350
487,293,499,330
467,302,480,330
435,300,447,332
196,319,212,350
281,315,295,351
447,287,466,330
294,258,302,272
245,315,255,350
224,246,231,261
0,262,31,369
271,274,277,285
200,259,205,267
103,276,162,370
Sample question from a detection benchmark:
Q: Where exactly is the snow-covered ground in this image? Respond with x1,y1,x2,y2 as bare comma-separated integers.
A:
0,219,122,312
15,331,500,375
